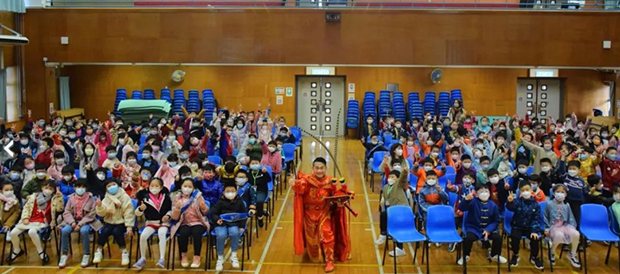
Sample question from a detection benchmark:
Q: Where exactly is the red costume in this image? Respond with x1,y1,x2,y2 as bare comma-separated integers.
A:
293,171,351,263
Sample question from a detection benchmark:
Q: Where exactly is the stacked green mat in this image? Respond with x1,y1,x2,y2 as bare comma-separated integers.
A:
118,99,172,123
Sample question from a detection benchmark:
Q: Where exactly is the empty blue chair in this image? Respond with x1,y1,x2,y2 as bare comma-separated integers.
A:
381,205,426,274
425,205,464,274
370,151,387,192
282,143,296,172
580,204,620,274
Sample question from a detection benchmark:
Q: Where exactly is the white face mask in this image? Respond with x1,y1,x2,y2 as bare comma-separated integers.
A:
554,192,566,202
541,166,551,173
489,176,499,184
128,159,137,165
268,147,276,153
395,149,403,156
150,186,161,195
42,189,54,197
235,177,248,186
387,179,396,185
463,163,471,169
478,191,490,202
2,190,14,197
426,179,437,186
568,169,579,177
423,166,433,172
518,167,527,174
407,141,414,147
96,173,106,181
224,191,237,200
393,165,402,172
543,144,552,151
182,187,193,196
431,152,439,158
521,191,532,199
63,175,73,182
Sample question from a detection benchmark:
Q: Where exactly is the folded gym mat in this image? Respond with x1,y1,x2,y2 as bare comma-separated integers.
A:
118,100,171,123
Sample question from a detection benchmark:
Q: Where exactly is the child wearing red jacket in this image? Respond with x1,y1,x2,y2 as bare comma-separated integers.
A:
599,147,620,197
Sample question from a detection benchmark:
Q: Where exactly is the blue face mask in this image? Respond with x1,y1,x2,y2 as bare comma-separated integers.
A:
250,164,261,171
579,154,587,161
75,188,86,196
141,173,150,181
169,162,177,168
248,138,256,145
107,185,119,195
180,154,189,160
609,154,617,161
9,173,20,181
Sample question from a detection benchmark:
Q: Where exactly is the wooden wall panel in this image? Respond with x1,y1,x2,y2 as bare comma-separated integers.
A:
0,11,15,67
60,65,609,122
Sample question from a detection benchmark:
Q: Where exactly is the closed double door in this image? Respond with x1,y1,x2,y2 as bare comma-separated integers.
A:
516,78,562,124
296,76,345,137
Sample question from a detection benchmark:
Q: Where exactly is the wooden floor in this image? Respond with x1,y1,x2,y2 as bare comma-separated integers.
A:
5,137,620,274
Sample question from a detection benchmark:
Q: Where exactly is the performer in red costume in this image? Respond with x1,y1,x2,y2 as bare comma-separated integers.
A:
289,157,351,273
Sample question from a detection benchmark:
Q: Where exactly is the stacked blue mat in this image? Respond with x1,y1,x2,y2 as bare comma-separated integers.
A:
202,89,216,125
131,90,142,100
144,89,156,100
393,91,406,123
451,89,463,105
160,89,172,104
423,91,436,115
378,90,392,118
187,90,201,114
363,91,376,121
346,100,359,129
438,91,451,117
113,89,127,116
173,89,186,118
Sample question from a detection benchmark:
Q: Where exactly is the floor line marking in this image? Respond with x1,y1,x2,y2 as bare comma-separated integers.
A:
0,267,14,274
254,160,300,274
358,160,385,274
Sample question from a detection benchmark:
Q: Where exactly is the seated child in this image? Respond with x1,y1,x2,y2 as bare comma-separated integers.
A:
133,178,172,270
375,167,409,257
413,158,446,194
154,154,180,190
563,161,589,225
247,157,271,227
543,184,581,268
458,184,505,265
506,181,543,270
58,179,102,268
419,170,449,216
0,182,21,233
486,168,509,212
199,163,223,208
93,179,135,266
539,158,560,196
529,174,547,202
211,183,247,271
512,160,530,191
8,180,63,264
586,174,614,207
57,165,76,197
170,178,210,268
235,170,256,215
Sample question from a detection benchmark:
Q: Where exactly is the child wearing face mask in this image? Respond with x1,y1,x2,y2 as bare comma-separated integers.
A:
362,134,388,172
139,145,160,175
0,182,21,235
485,168,509,212
247,158,271,227
512,160,531,192
22,157,36,182
586,174,614,207
235,170,257,215
599,147,620,197
199,163,224,208
211,183,247,271
217,158,241,186
520,135,558,174
102,145,122,172
8,180,63,265
93,125,112,167
58,179,102,268
528,174,546,202
154,154,181,190
133,178,172,270
375,168,410,257
361,115,377,140
46,150,67,181
57,165,77,197
538,158,561,196
569,146,600,180
562,161,588,227
77,142,99,179
458,184,505,265
506,181,544,270
6,165,24,202
171,178,210,268
543,184,581,268
413,158,446,194
418,170,449,217
93,179,135,266
260,140,282,176
22,163,50,198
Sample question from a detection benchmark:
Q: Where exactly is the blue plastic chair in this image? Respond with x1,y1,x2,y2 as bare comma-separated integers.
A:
448,192,458,207
424,205,464,274
526,166,534,176
208,155,223,165
282,143,296,172
579,204,620,274
503,206,543,272
461,211,500,273
382,205,426,274
444,165,456,175
207,213,250,270
370,151,387,192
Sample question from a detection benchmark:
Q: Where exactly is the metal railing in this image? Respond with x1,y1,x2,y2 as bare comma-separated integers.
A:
44,0,620,10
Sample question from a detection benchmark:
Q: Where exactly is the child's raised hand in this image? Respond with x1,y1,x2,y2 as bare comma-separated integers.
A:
435,184,442,192
139,202,147,211
217,219,224,225
465,192,474,201
504,182,511,190
95,199,102,207
507,191,515,202
175,199,183,209
530,233,539,240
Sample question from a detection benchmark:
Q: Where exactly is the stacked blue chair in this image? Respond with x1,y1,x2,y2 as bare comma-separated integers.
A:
451,89,463,105
187,90,201,114
131,90,143,100
202,89,216,125
423,91,436,115
438,91,451,116
346,100,359,129
392,92,406,123
160,88,172,104
143,89,156,100
407,91,419,102
378,90,391,118
408,100,423,122
363,91,376,121
113,89,127,116
173,89,186,117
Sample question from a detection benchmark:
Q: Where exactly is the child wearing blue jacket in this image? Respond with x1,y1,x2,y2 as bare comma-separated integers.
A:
562,160,589,226
506,180,543,270
458,184,505,265
57,165,76,198
235,170,257,215
419,170,449,215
